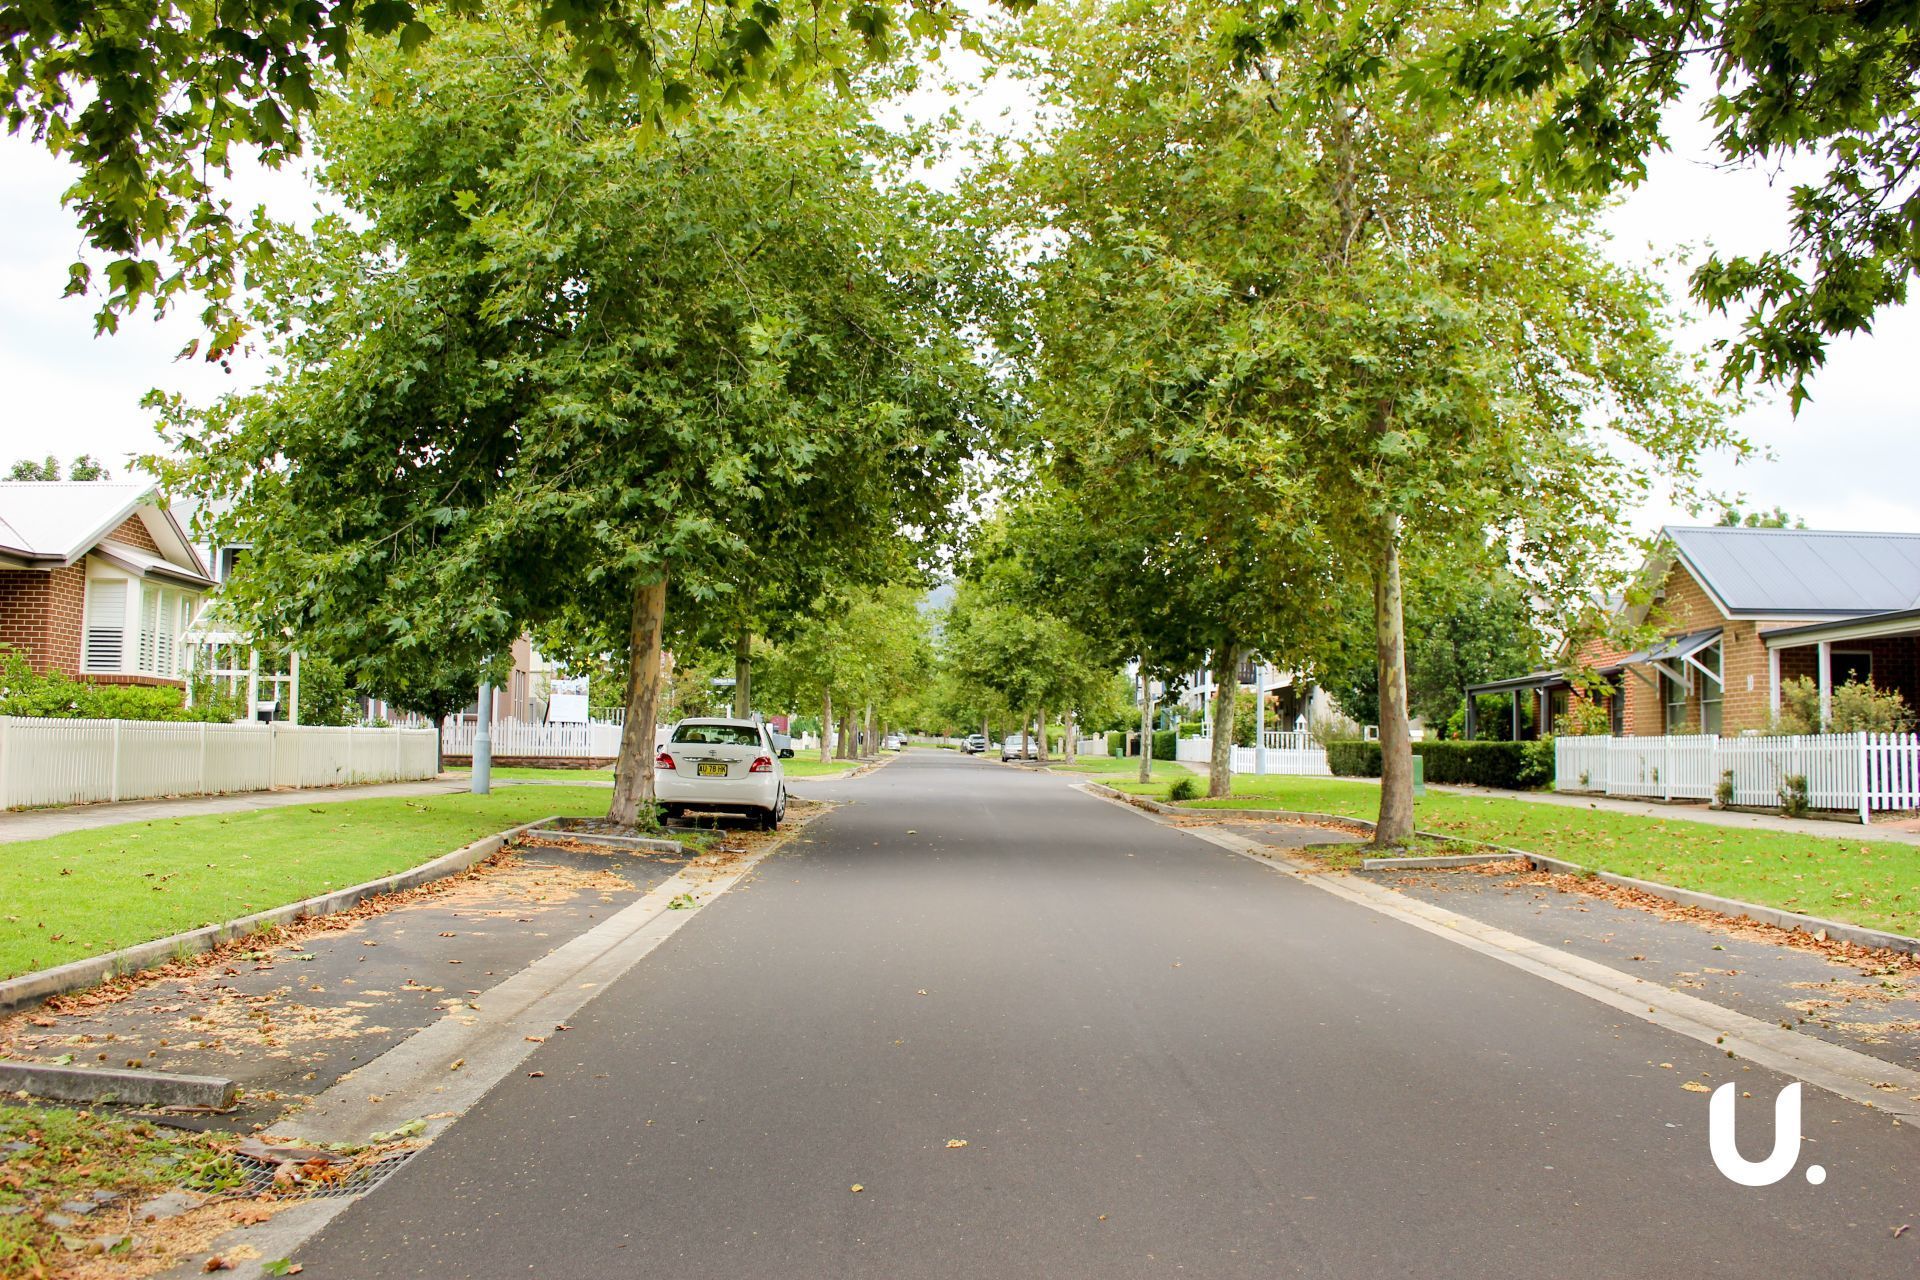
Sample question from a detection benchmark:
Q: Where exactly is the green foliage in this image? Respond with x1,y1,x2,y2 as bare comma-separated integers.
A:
1717,505,1803,529
1152,729,1177,761
1553,701,1613,738
1320,565,1546,731
1779,774,1811,819
1166,776,1200,802
6,455,110,482
1830,680,1916,734
0,646,239,721
1772,676,1916,734
10,0,996,357
159,25,997,809
1434,0,1920,408
1326,738,1547,790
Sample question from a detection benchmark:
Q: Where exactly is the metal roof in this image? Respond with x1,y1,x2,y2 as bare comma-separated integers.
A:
1665,525,1920,618
0,481,210,579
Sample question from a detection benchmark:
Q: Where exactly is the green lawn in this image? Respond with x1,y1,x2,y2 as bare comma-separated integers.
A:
1049,756,1195,778
0,786,613,981
1111,773,1920,936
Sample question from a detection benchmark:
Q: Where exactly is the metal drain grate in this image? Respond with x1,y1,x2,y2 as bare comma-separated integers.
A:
223,1150,415,1202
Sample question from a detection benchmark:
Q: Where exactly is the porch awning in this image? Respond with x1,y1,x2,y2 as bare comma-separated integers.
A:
1611,627,1722,668
1465,669,1567,698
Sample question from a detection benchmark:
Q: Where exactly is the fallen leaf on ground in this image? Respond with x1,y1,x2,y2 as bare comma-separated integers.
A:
203,1259,232,1273
945,1139,968,1149
850,1184,864,1193
1682,1081,1711,1093
1894,1224,1910,1238
527,1071,545,1078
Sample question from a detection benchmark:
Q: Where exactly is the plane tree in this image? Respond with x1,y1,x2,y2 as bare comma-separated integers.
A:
1004,0,1731,841
161,22,995,826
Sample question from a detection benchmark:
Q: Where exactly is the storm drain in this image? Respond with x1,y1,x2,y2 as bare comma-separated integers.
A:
221,1149,415,1202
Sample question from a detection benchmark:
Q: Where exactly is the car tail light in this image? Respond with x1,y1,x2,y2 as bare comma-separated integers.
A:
749,755,774,773
655,750,675,771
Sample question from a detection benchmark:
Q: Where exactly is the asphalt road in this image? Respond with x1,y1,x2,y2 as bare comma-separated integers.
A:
295,751,1920,1277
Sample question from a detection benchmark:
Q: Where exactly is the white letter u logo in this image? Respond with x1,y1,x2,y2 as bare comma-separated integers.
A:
1709,1082,1804,1187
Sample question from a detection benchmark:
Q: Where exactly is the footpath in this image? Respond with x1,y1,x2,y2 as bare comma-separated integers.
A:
0,778,475,844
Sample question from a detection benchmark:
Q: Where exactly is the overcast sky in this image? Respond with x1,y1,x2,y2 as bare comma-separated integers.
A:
2,57,1913,535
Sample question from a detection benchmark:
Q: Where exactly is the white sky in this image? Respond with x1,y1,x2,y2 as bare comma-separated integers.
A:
2,54,1914,534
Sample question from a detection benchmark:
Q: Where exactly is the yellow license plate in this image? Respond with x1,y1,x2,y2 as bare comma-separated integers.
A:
697,761,729,777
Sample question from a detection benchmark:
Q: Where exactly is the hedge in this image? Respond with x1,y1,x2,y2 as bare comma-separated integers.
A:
1325,739,1554,790
1107,729,1178,760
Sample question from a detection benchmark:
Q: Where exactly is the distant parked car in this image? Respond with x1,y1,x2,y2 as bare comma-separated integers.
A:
1000,739,1039,762
655,717,787,828
962,734,988,754
883,733,906,751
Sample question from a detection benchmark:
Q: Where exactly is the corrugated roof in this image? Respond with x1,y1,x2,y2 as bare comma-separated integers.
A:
0,481,152,560
1665,525,1920,618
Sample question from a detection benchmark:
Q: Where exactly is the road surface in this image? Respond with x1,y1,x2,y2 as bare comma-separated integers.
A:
293,750,1920,1277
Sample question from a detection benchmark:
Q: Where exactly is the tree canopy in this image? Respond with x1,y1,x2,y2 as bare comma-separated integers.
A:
162,21,999,823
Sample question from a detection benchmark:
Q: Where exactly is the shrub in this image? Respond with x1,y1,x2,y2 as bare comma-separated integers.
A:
1715,770,1735,808
1325,738,1549,790
0,646,242,722
1830,679,1915,732
1327,740,1382,777
1553,700,1612,737
1107,731,1127,756
1166,776,1200,802
1517,737,1555,789
1152,729,1177,761
1779,773,1810,818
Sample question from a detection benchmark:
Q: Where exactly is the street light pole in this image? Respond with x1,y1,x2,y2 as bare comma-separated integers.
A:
1254,663,1267,777
472,681,493,795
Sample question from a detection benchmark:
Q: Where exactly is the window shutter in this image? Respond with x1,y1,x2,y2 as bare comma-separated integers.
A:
84,580,127,673
138,587,160,674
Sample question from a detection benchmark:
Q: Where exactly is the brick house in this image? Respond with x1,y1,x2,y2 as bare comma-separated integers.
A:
0,482,216,687
1466,526,1920,738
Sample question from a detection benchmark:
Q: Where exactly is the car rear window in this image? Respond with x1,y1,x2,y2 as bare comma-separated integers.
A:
671,724,764,747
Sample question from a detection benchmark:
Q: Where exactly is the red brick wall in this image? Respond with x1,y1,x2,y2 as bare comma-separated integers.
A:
105,514,162,555
1773,637,1920,723
0,564,85,676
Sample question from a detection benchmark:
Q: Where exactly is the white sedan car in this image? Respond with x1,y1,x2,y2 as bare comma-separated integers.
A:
656,718,788,828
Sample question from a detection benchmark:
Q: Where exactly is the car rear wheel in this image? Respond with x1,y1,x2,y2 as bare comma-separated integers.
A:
760,788,786,830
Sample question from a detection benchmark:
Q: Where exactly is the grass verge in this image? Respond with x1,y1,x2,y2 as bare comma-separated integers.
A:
0,786,614,981
1109,774,1920,935
0,1104,241,1273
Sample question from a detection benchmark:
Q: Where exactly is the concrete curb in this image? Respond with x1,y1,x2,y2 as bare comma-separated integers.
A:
1522,854,1920,957
1076,782,1920,1125
1361,853,1521,871
0,1061,237,1109
0,816,559,1015
1082,783,1920,958
526,820,683,854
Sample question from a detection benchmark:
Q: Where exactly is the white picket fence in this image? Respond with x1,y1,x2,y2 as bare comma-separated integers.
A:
440,717,625,759
1176,730,1331,776
0,716,440,809
1556,733,1920,822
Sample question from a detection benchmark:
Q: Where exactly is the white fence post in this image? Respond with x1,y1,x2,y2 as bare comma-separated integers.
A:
1860,731,1872,826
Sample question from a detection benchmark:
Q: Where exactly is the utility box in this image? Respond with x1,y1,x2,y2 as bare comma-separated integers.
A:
1412,754,1426,798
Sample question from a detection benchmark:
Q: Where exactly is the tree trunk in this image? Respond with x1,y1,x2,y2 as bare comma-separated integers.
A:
1208,644,1240,799
1373,516,1415,846
1021,715,1031,760
820,689,834,764
732,624,752,719
837,710,855,760
864,702,875,758
1137,677,1157,783
1064,710,1077,763
608,571,670,829
1036,705,1049,761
